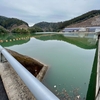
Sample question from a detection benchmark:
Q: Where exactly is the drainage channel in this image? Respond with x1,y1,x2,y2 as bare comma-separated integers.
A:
0,76,8,100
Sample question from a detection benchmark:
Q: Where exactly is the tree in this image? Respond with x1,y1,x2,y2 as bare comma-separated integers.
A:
0,27,8,34
29,26,43,33
11,28,29,34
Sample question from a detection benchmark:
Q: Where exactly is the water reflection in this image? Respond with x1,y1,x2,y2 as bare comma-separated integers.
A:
63,32,97,38
0,33,97,49
86,44,98,100
36,34,97,49
0,34,30,47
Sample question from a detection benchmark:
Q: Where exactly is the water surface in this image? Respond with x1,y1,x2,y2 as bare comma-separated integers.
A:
6,34,96,99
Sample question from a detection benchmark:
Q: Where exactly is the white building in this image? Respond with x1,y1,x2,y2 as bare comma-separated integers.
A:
95,28,100,32
62,26,100,32
79,27,87,32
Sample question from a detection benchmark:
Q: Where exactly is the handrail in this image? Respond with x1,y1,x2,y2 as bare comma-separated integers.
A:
0,45,59,100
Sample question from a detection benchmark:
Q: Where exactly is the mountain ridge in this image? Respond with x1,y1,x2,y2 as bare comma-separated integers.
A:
33,10,100,32
66,15,100,28
1,10,100,33
0,16,29,31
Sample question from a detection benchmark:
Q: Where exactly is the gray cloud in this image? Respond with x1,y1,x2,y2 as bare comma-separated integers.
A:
0,0,100,26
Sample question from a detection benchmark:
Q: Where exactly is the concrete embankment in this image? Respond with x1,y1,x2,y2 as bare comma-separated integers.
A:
0,49,48,100
96,38,100,100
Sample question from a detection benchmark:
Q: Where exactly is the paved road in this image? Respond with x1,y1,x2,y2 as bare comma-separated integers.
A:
0,77,8,100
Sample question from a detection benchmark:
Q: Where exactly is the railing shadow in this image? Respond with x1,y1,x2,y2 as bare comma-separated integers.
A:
86,41,98,100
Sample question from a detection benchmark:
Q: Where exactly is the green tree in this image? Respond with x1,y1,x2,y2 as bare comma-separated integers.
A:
0,27,8,34
29,26,43,33
11,28,29,34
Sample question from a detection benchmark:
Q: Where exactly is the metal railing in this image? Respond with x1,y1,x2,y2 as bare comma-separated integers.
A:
0,45,59,100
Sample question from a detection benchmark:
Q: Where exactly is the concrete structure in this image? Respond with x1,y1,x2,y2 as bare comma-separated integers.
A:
62,27,80,32
96,37,100,100
62,26,100,32
95,29,100,32
0,46,59,100
79,27,87,32
0,62,36,100
0,62,48,100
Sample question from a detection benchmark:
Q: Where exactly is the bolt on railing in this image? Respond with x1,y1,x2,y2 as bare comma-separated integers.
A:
0,45,59,100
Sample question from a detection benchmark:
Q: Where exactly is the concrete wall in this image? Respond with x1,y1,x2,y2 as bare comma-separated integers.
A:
96,39,100,100
0,62,36,100
0,51,48,100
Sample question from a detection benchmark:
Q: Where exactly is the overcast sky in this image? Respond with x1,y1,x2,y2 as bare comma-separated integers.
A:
0,0,100,26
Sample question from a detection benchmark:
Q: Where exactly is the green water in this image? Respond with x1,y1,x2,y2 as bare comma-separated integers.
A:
4,34,97,100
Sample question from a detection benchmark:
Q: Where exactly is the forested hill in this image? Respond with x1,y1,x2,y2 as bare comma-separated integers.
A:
59,10,100,29
33,10,100,32
0,16,28,30
0,16,44,34
33,22,61,32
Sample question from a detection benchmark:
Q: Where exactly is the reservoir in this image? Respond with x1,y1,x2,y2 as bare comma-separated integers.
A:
4,34,97,100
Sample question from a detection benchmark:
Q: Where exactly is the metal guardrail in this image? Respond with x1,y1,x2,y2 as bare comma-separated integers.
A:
0,45,59,100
